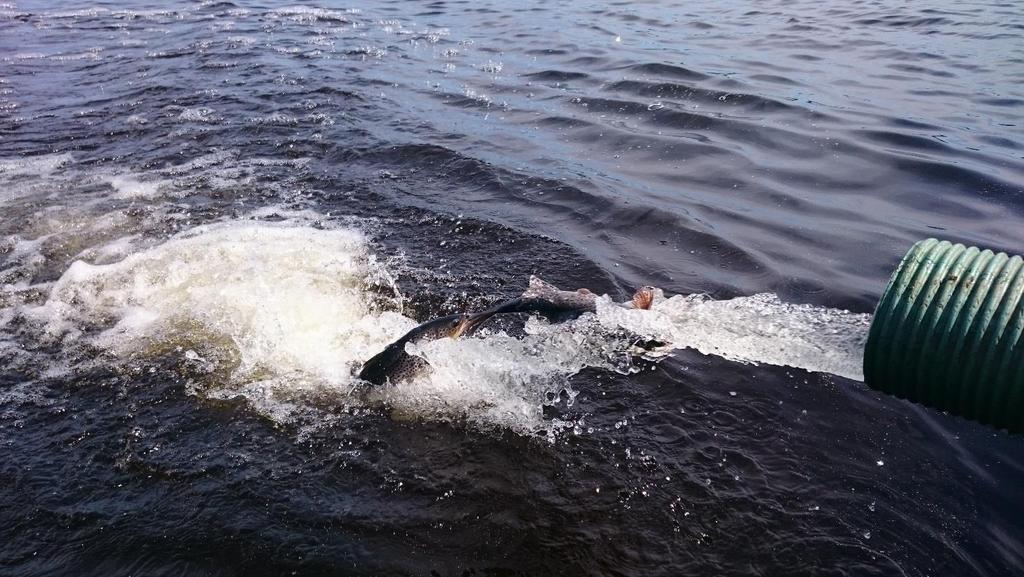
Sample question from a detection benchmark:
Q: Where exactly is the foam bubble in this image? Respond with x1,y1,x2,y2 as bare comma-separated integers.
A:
0,153,73,179
104,174,166,199
390,316,634,436
596,292,871,381
177,107,219,123
48,8,111,19
268,6,355,24
31,223,406,380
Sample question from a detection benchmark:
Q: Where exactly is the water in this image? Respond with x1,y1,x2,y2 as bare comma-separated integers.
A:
1,1,1022,575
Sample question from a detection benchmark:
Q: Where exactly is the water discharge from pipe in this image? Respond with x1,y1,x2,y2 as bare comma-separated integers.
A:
8,222,872,437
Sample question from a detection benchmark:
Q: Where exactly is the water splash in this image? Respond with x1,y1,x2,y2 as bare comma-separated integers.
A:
28,222,406,378
8,218,870,438
391,316,635,435
596,292,871,381
5,219,629,437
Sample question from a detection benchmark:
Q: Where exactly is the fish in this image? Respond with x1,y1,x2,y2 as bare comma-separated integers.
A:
356,276,659,386
457,276,656,331
357,313,472,386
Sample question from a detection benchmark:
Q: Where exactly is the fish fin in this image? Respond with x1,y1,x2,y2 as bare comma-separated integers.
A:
632,286,656,310
524,275,562,298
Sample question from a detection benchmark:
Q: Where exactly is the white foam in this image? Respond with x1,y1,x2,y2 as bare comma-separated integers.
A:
0,153,73,179
268,6,355,24
4,221,418,417
0,154,76,207
47,8,110,19
247,113,299,125
160,150,235,175
177,107,219,123
51,48,103,62
104,174,166,199
31,223,406,379
391,316,633,436
379,289,871,436
5,202,870,439
597,292,871,381
111,8,177,20
9,220,614,437
0,234,49,288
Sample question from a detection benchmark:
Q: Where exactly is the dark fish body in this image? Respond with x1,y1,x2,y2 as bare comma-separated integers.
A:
357,314,466,386
468,294,595,323
468,276,655,324
474,276,599,321
357,277,657,386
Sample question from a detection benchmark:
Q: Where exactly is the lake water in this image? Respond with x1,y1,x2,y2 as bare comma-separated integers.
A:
1,1,1022,575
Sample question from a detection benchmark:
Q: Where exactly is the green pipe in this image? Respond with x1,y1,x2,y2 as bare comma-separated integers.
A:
864,239,1024,434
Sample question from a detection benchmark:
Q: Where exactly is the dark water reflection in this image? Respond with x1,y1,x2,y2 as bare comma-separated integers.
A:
1,1,1022,576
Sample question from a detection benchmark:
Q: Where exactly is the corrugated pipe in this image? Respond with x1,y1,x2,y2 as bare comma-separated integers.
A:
864,239,1024,434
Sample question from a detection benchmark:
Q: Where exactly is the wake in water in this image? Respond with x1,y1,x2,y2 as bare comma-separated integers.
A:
597,292,871,382
5,220,871,438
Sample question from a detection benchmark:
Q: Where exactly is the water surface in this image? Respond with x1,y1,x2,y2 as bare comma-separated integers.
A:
1,1,1023,575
